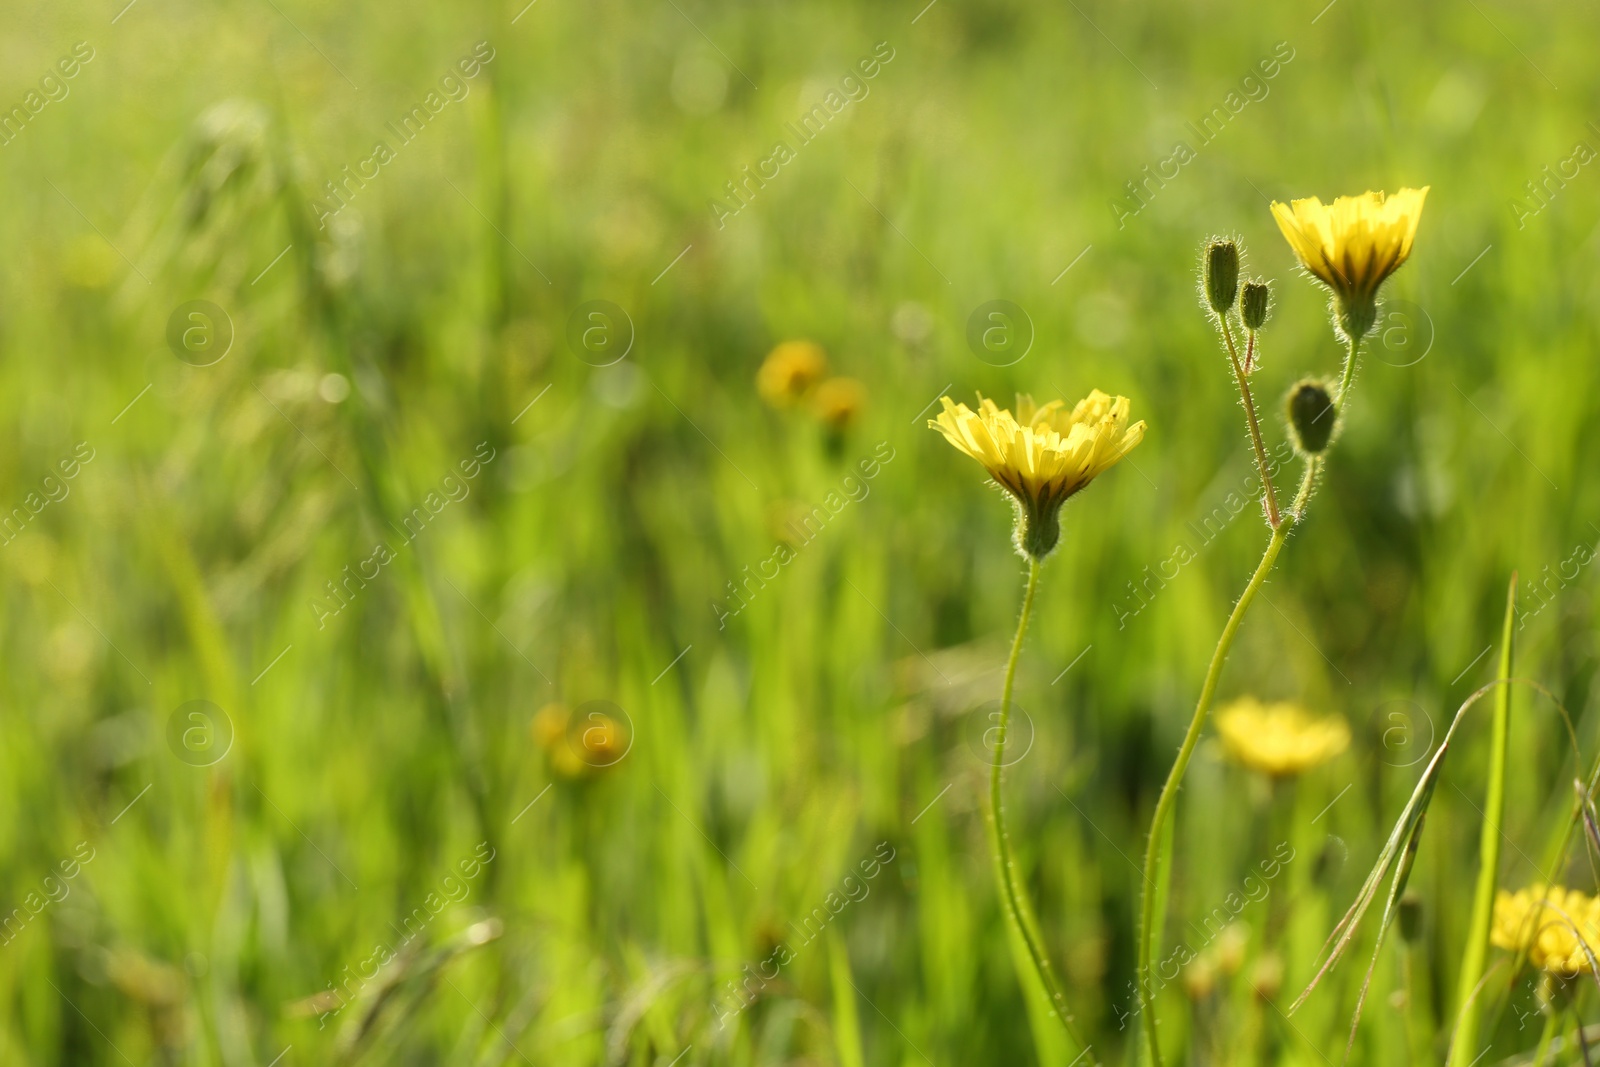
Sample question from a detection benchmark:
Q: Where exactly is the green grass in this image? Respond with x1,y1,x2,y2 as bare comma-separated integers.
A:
3,0,1600,1063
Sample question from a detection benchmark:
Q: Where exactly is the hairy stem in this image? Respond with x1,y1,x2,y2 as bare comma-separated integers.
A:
1221,318,1281,529
1336,333,1363,407
1137,523,1288,1067
989,558,1092,1062
1136,321,1364,1066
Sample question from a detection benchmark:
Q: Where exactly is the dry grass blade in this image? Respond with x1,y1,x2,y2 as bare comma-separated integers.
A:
1342,805,1432,1062
1519,901,1600,993
1292,671,1568,1017
1294,652,1581,1063
1289,737,1449,1015
335,920,504,1064
1579,779,1600,880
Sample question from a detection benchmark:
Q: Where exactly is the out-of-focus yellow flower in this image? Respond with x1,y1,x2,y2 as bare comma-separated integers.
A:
1270,187,1429,339
530,702,629,778
531,703,569,749
1214,697,1349,777
811,376,866,430
757,341,828,407
1213,922,1250,976
575,709,628,766
1182,952,1218,1001
1249,953,1283,1001
929,390,1145,559
1492,884,1600,976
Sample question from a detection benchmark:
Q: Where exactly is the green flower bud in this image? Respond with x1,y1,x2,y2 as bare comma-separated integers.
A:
1241,280,1271,330
1397,891,1423,944
1286,379,1337,455
1203,240,1240,316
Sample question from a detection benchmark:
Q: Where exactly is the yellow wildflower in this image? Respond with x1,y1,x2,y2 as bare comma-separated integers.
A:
1491,884,1600,976
531,703,569,750
1214,697,1349,777
811,376,866,430
757,340,828,407
531,702,629,777
1270,187,1428,339
574,708,628,766
929,390,1145,559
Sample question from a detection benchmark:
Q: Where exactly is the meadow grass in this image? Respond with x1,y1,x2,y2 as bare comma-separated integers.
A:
2,0,1600,1063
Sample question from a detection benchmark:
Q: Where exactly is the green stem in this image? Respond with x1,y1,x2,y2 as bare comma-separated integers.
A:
1138,522,1290,1067
1447,575,1517,1065
1531,1008,1559,1067
1134,324,1361,1067
1336,333,1363,408
989,558,1092,1062
1220,319,1280,529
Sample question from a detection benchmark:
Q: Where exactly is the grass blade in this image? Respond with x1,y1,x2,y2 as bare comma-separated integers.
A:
1448,574,1517,1066
828,932,867,1067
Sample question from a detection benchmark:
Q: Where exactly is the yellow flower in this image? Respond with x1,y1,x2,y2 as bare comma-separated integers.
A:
1214,697,1349,777
811,376,866,430
929,390,1145,559
1270,187,1429,339
575,710,628,766
531,703,570,750
757,341,828,407
530,702,629,778
1492,885,1600,976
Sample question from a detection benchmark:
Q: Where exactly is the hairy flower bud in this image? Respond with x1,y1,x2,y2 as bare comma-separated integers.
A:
1203,240,1240,316
1286,379,1336,455
1241,280,1271,330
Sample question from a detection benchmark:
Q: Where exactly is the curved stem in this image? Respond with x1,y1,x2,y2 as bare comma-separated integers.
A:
1221,319,1280,529
1288,456,1319,523
989,558,1092,1061
1138,523,1289,1067
1335,333,1363,407
1134,328,1361,1067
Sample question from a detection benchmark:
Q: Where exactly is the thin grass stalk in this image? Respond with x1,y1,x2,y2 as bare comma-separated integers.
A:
1449,575,1518,1065
1401,941,1433,1067
1532,1010,1561,1067
828,932,867,1067
990,558,1092,1062
272,140,498,863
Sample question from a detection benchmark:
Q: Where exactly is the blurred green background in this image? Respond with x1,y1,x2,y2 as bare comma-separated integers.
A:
2,0,1598,1062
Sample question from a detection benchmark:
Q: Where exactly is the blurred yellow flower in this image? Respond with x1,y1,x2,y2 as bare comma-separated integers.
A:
812,376,866,430
928,390,1145,558
531,703,569,749
1491,884,1600,976
530,702,629,778
1214,697,1349,777
576,709,628,765
757,340,828,407
1270,187,1428,338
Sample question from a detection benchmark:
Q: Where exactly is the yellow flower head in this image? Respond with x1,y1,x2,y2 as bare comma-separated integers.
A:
1270,187,1429,339
812,376,867,430
1214,697,1350,777
757,340,829,407
1492,884,1600,977
530,703,629,778
929,390,1145,559
531,703,570,750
